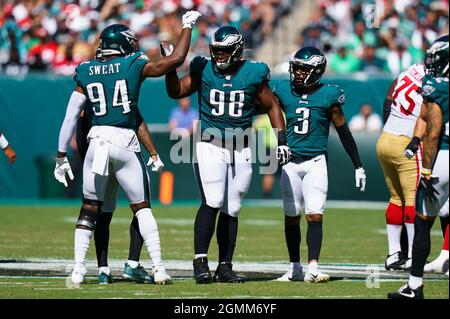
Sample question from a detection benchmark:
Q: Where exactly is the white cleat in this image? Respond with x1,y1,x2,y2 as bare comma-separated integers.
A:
276,266,304,282
445,270,448,278
154,267,173,285
424,258,449,273
304,270,330,283
71,265,87,284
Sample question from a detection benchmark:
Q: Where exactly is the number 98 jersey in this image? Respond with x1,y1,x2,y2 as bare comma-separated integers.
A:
383,64,425,138
272,80,345,158
74,52,149,130
190,56,270,137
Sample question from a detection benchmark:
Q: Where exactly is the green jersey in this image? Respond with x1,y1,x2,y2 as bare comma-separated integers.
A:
74,51,149,131
272,80,345,158
421,75,449,150
190,56,270,138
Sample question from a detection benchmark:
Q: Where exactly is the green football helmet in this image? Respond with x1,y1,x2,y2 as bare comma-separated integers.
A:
425,34,449,77
289,47,327,88
97,24,139,59
209,26,244,70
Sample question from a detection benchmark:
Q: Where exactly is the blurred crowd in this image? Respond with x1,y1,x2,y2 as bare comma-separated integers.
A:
0,0,293,76
275,0,449,75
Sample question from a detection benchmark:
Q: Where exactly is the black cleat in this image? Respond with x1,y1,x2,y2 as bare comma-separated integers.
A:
385,251,408,271
213,262,246,283
193,257,213,284
387,284,424,299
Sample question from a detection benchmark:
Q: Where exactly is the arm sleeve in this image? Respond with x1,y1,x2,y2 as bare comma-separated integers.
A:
58,91,86,153
335,123,362,169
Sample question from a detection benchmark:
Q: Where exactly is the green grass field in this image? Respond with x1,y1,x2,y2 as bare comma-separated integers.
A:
0,204,448,299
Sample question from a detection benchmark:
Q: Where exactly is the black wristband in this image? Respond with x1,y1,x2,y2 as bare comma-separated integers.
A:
335,123,362,169
277,130,287,146
410,136,421,145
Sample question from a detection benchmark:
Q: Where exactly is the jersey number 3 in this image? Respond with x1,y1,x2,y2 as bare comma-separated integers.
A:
87,80,131,116
294,107,310,135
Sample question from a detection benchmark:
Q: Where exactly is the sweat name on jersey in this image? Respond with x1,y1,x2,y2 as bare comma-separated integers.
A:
190,56,270,140
88,63,121,75
272,80,345,158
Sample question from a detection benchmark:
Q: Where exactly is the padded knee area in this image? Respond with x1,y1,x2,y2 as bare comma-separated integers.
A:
386,202,403,225
77,207,100,230
130,201,150,214
285,215,300,226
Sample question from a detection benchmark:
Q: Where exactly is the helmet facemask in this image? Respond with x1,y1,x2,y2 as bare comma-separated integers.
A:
424,35,449,77
210,35,243,70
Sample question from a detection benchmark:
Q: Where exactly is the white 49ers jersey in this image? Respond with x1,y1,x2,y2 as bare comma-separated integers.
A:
383,64,425,138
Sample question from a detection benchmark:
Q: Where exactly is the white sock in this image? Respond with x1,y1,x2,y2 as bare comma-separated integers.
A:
136,208,163,270
308,261,318,275
127,260,139,268
408,275,423,290
387,224,402,255
195,254,207,259
99,267,110,275
405,223,415,258
74,228,92,267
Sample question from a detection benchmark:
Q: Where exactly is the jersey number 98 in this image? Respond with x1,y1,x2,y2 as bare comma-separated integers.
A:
210,89,245,117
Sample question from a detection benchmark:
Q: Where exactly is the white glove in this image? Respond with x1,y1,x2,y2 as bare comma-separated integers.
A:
181,10,202,29
160,43,174,57
54,156,74,187
355,167,366,192
147,155,164,173
276,145,291,166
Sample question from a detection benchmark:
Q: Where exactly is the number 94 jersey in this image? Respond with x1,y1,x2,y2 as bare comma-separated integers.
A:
272,80,345,158
74,52,149,130
190,56,270,135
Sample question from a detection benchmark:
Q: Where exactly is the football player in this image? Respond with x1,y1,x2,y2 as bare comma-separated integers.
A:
54,11,202,285
273,47,366,282
388,34,449,299
76,111,164,284
0,131,16,163
376,62,425,271
164,26,288,284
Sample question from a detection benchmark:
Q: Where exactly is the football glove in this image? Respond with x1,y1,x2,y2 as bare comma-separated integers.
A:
181,10,202,29
418,175,439,203
404,136,421,160
160,43,174,57
355,167,366,192
147,155,164,173
54,156,74,187
276,145,291,166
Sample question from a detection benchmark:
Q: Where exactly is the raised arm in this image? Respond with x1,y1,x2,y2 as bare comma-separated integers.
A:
165,71,200,99
141,11,201,78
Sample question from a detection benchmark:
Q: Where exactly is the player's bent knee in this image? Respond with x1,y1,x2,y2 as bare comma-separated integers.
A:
306,213,323,222
130,201,150,214
205,196,224,210
76,206,101,231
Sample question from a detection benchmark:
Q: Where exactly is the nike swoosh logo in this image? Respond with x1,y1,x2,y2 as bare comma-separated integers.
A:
399,291,415,298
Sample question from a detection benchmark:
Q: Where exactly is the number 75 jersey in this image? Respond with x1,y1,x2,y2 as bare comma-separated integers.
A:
383,64,425,138
190,56,271,135
74,52,149,130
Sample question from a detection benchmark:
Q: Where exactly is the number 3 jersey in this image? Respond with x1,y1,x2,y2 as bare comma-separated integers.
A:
272,80,345,158
190,56,270,137
73,52,149,151
383,64,425,138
